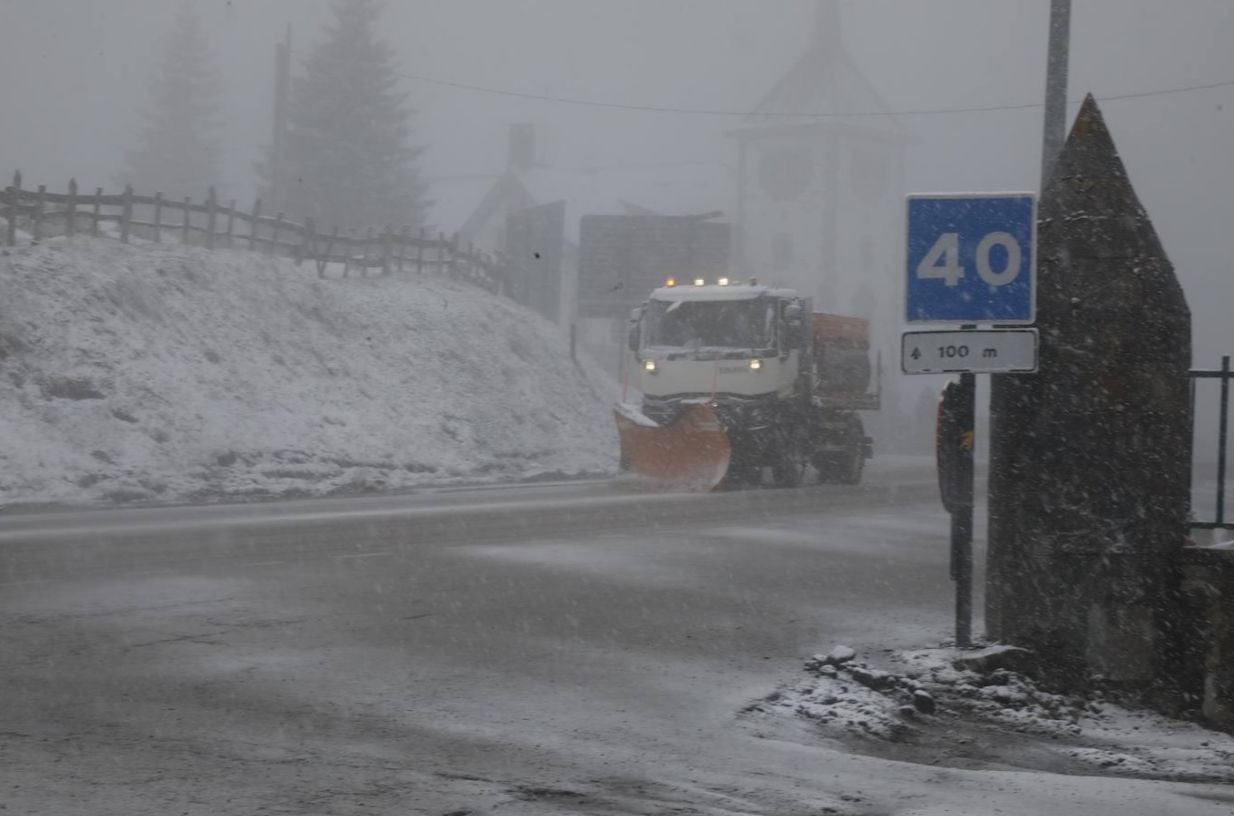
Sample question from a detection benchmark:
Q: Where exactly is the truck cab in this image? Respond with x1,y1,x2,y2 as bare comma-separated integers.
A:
628,280,811,412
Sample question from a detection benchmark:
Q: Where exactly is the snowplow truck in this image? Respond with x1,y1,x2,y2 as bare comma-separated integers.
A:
615,280,878,490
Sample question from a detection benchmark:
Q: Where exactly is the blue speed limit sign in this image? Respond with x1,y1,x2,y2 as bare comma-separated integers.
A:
905,193,1036,324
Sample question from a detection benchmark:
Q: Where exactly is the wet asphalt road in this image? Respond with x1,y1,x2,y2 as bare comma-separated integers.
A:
2,461,1222,815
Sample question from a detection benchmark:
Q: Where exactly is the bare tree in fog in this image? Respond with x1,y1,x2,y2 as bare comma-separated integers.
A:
259,0,428,232
120,4,223,198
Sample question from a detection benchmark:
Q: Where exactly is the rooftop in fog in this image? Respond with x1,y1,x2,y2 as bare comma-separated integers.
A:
428,150,733,246
745,0,900,133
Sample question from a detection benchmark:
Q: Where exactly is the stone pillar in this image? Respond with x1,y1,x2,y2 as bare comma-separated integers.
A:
986,96,1192,691
1181,549,1234,727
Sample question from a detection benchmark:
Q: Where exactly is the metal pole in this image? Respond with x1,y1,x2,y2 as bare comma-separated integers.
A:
953,372,975,647
618,315,628,403
1041,0,1072,185
1219,355,1230,526
987,0,1071,639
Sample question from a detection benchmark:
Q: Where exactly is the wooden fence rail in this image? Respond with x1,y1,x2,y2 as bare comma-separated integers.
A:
0,173,505,293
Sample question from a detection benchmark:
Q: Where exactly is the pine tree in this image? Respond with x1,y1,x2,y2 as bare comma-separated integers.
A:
121,5,223,199
262,0,427,231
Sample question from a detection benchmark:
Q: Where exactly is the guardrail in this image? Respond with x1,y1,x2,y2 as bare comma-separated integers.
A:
0,172,506,292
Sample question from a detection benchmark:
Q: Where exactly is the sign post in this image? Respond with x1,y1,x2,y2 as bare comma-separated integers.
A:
904,193,1037,648
937,375,975,646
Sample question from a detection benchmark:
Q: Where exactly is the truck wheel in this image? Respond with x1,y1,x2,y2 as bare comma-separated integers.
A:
772,446,805,488
813,449,862,485
813,455,837,484
720,435,761,489
812,456,829,484
837,447,864,485
719,462,760,490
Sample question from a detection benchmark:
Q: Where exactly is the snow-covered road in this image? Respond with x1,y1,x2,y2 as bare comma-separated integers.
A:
2,461,1229,815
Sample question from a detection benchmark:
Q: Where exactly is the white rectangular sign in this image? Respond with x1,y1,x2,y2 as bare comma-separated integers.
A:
901,329,1038,375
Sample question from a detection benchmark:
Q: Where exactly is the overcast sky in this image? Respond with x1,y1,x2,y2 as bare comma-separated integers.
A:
1,0,1231,355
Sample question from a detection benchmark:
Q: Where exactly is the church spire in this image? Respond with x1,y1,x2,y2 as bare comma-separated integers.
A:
812,0,843,56
747,0,893,122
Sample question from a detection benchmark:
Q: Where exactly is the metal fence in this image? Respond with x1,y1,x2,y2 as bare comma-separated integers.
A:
1192,355,1231,530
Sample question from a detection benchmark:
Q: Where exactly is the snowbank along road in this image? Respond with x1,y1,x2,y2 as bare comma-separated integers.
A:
0,238,616,507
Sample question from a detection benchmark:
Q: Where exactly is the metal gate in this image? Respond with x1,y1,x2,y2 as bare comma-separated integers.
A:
1192,355,1232,530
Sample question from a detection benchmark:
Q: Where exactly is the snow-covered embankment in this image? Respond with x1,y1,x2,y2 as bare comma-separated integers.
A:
0,238,617,505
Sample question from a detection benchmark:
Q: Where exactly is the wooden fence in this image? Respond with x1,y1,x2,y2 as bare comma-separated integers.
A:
0,172,505,291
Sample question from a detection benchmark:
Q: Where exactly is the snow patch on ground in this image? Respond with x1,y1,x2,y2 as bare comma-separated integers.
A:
744,644,1234,785
0,237,617,505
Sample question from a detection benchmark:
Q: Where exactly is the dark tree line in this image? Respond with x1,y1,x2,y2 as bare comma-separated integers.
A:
124,0,428,231
120,5,222,198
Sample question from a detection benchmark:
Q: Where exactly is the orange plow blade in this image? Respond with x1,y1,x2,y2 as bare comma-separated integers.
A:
614,403,732,491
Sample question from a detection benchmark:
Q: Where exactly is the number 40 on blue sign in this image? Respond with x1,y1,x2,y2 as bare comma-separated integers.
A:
905,193,1036,324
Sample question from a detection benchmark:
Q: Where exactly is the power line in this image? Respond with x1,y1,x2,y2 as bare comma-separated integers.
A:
289,47,1234,120
398,70,1234,120
424,159,735,184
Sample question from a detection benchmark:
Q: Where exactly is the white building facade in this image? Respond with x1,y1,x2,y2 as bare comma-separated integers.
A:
732,1,905,336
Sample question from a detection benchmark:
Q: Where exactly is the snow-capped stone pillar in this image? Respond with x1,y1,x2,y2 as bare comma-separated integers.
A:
986,95,1192,695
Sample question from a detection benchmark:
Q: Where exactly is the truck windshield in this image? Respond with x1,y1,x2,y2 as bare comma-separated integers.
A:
643,297,775,350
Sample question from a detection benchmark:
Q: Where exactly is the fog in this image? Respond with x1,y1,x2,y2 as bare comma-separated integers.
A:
1,0,1231,356
4,5,1234,808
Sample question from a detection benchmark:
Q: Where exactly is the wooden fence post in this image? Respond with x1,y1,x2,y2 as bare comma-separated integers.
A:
152,192,163,243
65,179,78,238
292,219,304,265
271,213,284,257
32,185,46,241
205,187,217,249
449,232,460,278
381,226,393,275
302,218,317,269
323,227,338,278
226,200,236,248
92,187,102,237
363,227,374,275
415,228,425,274
397,226,410,273
249,199,262,251
342,229,353,277
120,185,133,243
5,171,19,246
180,196,191,245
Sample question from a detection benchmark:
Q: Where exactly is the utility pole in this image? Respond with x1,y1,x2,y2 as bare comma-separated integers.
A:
270,24,292,214
1040,0,1072,184
987,1,1070,641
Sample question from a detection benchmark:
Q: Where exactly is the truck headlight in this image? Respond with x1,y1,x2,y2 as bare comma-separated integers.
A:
749,359,762,371
644,359,658,373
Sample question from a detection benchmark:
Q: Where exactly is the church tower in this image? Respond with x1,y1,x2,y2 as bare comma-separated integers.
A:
733,0,904,325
